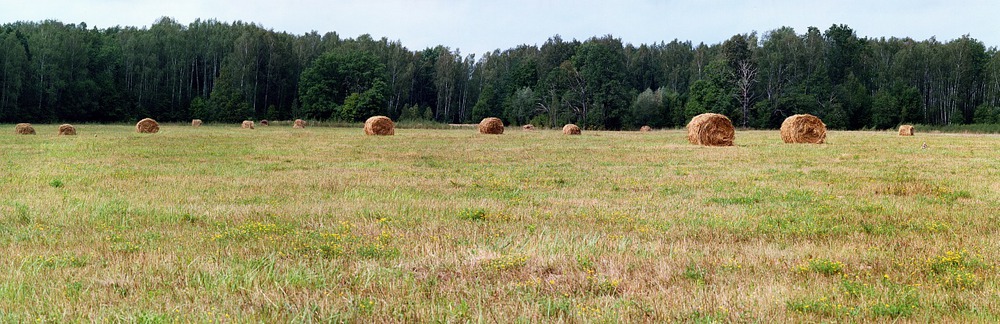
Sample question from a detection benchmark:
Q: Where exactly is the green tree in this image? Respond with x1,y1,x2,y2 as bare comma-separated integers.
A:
339,79,387,121
210,70,253,122
626,44,661,92
3,18,1000,128
825,24,864,85
0,31,28,121
298,49,386,121
661,40,694,94
684,79,732,120
722,33,759,127
836,73,871,129
471,84,497,121
189,96,213,121
503,87,535,125
575,36,630,129
897,86,923,124
757,27,806,128
870,89,898,129
826,103,849,129
629,88,662,128
661,89,681,128
974,104,998,123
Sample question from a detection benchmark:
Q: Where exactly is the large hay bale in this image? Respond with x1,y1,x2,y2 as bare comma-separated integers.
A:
58,124,76,135
780,114,826,144
192,119,203,127
640,125,652,132
898,125,914,136
522,124,535,131
241,120,255,129
15,123,35,135
478,117,504,134
260,119,269,126
686,113,735,146
293,119,306,129
562,124,581,135
364,115,395,135
135,118,159,134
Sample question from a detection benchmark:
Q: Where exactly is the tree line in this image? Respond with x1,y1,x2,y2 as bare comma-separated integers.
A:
2,18,1000,129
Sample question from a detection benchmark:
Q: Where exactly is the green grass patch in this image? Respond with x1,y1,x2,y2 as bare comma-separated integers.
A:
479,254,528,272
794,258,845,276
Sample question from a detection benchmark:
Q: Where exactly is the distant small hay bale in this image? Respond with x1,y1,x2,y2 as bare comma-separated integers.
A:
241,120,255,129
562,124,581,135
364,115,395,135
898,125,914,136
260,119,269,126
478,117,504,134
293,119,306,129
191,119,202,127
522,124,535,131
780,114,827,144
135,118,159,133
58,124,76,135
686,113,735,146
15,123,35,135
640,125,652,132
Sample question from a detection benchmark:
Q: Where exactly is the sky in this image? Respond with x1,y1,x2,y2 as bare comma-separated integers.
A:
2,0,998,55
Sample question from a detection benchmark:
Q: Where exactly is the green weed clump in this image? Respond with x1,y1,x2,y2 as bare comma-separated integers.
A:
458,208,488,221
458,208,512,222
794,258,845,276
212,222,292,242
23,255,88,268
480,254,528,272
48,179,64,188
926,250,987,290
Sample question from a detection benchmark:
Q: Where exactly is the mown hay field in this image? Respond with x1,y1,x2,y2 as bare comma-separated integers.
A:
1,124,999,322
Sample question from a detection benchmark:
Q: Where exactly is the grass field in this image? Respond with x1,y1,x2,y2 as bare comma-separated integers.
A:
1,124,999,322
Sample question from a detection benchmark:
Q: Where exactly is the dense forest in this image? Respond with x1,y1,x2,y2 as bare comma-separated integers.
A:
2,17,1000,129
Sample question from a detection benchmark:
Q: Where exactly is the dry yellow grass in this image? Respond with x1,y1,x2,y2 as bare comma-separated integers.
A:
0,125,998,322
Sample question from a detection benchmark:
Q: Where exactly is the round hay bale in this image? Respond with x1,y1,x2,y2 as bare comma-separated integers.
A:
260,119,269,126
293,119,306,129
780,114,827,144
364,115,395,135
686,113,735,146
135,118,159,134
478,117,504,134
640,125,652,132
898,125,914,136
241,120,255,129
58,124,76,135
562,124,581,135
191,119,203,127
522,124,535,131
15,123,35,135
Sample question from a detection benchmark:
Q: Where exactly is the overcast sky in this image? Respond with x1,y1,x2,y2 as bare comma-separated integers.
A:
3,0,997,55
